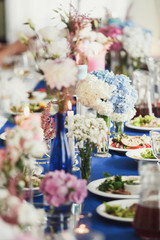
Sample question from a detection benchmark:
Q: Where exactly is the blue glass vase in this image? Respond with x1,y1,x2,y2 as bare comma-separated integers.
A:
49,113,72,172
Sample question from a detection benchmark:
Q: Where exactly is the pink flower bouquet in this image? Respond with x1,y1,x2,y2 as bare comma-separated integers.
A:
40,170,88,207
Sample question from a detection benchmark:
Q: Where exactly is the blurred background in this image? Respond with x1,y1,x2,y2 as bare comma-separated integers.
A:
0,0,160,56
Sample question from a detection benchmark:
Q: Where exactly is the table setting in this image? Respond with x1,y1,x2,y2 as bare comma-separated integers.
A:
1,4,160,240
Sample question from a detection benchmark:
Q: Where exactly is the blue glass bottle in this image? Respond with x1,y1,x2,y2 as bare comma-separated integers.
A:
49,113,72,173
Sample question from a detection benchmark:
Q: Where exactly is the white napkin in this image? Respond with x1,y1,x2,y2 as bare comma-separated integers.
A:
0,115,8,130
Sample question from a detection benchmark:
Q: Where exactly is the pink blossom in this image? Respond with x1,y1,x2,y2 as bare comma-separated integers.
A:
41,101,55,143
99,26,123,51
40,170,88,207
0,149,6,169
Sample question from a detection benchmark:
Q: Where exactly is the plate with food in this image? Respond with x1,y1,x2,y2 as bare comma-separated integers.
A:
126,148,157,162
87,173,140,199
109,134,151,152
96,199,138,222
125,115,160,131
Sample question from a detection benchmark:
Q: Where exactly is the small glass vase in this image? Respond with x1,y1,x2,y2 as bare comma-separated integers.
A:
114,121,124,135
45,202,73,236
95,115,111,158
49,113,72,173
79,141,94,182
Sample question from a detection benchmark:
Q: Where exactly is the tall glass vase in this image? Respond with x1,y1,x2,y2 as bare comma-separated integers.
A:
49,113,72,173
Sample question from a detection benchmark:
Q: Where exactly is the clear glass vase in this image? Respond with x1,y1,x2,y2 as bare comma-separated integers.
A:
45,202,73,237
114,121,124,135
79,141,94,182
49,113,72,173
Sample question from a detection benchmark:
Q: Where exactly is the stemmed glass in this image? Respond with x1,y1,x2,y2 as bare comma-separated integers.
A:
149,130,160,165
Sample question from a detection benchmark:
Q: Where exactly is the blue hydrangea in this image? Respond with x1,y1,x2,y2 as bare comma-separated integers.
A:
91,70,138,114
119,20,137,29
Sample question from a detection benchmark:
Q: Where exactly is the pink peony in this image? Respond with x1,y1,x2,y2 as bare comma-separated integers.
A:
40,170,88,207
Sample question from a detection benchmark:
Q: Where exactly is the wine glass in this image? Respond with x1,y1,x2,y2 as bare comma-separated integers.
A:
149,130,160,165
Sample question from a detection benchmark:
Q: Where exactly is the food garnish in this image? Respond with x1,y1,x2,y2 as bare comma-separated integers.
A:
131,115,160,128
98,172,138,195
111,133,151,149
104,202,137,218
140,149,156,159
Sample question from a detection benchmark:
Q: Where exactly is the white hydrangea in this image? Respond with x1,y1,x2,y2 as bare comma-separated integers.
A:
66,114,108,146
122,26,152,59
76,74,115,116
46,38,69,58
111,108,136,122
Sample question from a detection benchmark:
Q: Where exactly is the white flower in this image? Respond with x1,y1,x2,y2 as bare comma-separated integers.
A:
76,74,115,116
66,114,108,146
18,201,45,227
111,108,136,122
40,58,78,90
38,26,66,41
47,38,69,58
122,26,152,59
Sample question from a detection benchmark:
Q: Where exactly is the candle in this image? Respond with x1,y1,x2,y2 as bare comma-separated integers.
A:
76,53,88,82
147,90,153,115
75,224,90,234
67,101,75,162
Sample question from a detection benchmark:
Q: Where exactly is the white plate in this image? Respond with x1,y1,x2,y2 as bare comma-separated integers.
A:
109,138,133,152
0,132,6,140
126,148,157,162
96,199,138,222
87,176,140,199
125,121,160,131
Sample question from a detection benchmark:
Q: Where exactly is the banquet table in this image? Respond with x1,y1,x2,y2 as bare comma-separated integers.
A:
0,115,146,240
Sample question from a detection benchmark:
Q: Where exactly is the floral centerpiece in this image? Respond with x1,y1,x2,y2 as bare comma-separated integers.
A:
40,58,78,173
66,114,108,181
0,190,44,230
122,24,152,70
0,114,47,196
40,170,87,232
75,73,115,117
91,70,138,135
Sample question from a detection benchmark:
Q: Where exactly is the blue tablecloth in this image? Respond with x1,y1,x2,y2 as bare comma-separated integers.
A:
0,117,148,240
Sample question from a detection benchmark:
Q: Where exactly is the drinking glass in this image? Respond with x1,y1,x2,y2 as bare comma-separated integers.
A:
150,130,160,165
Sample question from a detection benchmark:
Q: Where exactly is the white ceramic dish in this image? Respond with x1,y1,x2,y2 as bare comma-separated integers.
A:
109,138,134,152
125,121,160,131
96,199,138,222
87,176,140,199
126,148,157,162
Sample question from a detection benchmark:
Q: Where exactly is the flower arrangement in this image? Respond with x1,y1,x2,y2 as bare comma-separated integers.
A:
0,190,45,232
40,170,87,207
91,70,138,122
98,19,152,74
78,27,113,57
75,73,115,116
0,114,47,195
122,25,152,68
99,25,123,51
66,114,108,181
40,58,78,113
